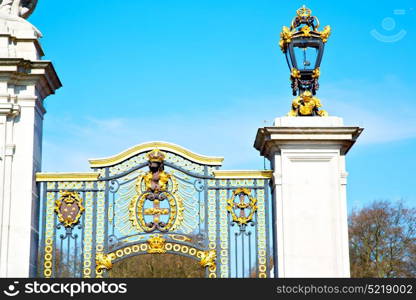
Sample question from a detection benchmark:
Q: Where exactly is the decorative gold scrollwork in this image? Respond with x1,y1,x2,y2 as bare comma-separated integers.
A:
147,234,167,254
55,191,85,228
200,249,216,269
290,68,301,79
300,25,312,37
95,252,115,273
312,67,320,79
279,26,294,51
320,25,331,43
227,188,258,226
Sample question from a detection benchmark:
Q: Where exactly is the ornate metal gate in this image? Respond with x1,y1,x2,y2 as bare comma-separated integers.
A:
36,142,274,278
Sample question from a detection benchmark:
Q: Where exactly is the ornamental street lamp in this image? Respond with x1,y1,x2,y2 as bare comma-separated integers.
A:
279,5,331,117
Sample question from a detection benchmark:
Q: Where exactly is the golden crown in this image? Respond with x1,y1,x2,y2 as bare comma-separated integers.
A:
297,5,312,18
147,234,166,254
146,149,166,163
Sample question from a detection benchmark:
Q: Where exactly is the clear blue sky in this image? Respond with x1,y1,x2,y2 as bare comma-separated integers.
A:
31,0,416,211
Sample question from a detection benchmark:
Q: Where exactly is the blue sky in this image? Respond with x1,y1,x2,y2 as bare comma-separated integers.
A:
31,0,415,211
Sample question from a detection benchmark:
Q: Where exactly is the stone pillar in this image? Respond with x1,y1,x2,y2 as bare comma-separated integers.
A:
0,10,61,277
254,116,362,278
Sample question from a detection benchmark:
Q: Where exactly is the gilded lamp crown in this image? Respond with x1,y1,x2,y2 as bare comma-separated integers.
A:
296,5,312,18
146,149,166,163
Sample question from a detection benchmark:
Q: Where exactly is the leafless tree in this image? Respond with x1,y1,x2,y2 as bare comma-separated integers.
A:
349,201,416,278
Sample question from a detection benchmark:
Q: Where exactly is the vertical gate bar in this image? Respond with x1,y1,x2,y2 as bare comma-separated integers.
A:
91,182,98,278
204,166,208,242
234,232,238,277
248,231,252,278
73,234,78,276
80,189,86,278
58,234,63,277
207,178,217,278
241,229,245,278
66,230,70,276
218,181,229,278
112,192,115,236
104,168,109,278
52,191,58,278
200,165,207,235
270,178,278,278
215,180,220,278
82,189,94,278
95,181,105,278
204,168,210,279
265,180,271,278
255,184,259,277
38,182,47,277
42,186,56,278
198,184,202,234
256,180,267,278
227,189,232,278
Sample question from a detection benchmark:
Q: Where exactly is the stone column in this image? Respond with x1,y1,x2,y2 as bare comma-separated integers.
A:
254,116,362,278
0,12,61,277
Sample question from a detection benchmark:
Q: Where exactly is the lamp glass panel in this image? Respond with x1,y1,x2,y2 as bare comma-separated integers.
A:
293,46,319,70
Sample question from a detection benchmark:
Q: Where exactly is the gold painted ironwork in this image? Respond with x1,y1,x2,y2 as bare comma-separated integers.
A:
288,90,328,117
143,170,171,193
279,26,294,51
168,234,192,243
290,68,301,79
144,207,170,216
279,6,331,53
256,189,267,278
213,170,273,179
312,68,320,79
36,172,99,182
219,189,229,277
89,141,224,168
199,249,217,269
43,192,55,278
147,234,167,254
82,191,94,278
227,188,258,226
296,5,312,18
146,148,166,162
129,149,184,233
106,242,206,267
320,25,331,43
95,188,106,278
95,253,115,273
54,191,85,228
300,25,312,37
129,180,183,233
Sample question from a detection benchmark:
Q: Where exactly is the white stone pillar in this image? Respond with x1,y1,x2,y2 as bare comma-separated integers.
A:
0,8,61,277
254,116,362,278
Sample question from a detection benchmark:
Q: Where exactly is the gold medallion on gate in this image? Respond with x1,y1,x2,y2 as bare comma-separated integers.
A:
129,149,183,233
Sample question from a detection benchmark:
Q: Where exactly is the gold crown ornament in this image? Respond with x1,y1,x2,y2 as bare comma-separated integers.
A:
146,149,166,163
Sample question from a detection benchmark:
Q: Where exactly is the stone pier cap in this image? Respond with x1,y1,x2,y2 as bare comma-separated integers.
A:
254,117,363,158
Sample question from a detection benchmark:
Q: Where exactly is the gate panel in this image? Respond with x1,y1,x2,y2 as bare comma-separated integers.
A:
36,142,274,278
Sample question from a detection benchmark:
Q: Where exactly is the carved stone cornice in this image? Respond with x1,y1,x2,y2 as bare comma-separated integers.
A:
254,126,363,157
0,58,62,100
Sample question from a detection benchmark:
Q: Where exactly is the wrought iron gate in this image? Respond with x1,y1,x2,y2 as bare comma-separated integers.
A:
36,142,274,278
